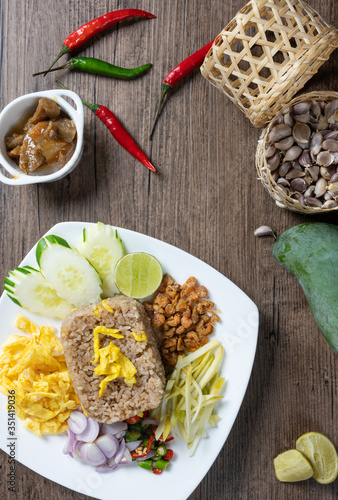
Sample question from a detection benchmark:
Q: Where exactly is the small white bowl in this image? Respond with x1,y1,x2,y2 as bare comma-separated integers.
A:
0,89,84,185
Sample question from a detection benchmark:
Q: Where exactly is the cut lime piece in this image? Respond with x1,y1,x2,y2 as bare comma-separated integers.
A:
273,449,313,482
114,252,162,299
296,432,338,484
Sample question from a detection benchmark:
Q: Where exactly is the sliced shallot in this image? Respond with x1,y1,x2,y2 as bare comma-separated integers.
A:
119,447,132,465
114,438,126,464
95,434,119,459
76,417,100,442
125,440,142,451
63,429,76,455
81,443,107,466
101,421,127,435
72,441,85,463
67,410,88,434
142,418,160,426
96,458,119,473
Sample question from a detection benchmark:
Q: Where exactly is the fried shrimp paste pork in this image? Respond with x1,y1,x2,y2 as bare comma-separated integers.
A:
60,296,166,423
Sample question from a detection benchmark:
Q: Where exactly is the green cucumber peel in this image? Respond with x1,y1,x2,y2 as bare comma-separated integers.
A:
14,266,38,275
6,295,22,307
84,255,103,283
15,267,30,275
115,229,123,246
36,238,48,266
4,277,15,287
83,228,86,243
45,234,71,248
5,267,39,290
36,235,71,266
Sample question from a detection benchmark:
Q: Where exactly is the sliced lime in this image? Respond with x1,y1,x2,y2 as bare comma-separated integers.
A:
114,252,162,299
273,449,313,482
296,432,338,484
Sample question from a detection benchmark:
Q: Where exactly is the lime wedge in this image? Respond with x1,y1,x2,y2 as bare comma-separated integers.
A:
273,449,313,482
296,432,338,484
114,252,163,299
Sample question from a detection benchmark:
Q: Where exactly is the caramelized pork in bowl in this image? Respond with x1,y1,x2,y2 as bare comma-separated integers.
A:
0,89,84,185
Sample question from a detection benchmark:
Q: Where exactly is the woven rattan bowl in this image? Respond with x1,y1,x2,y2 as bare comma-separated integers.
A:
256,91,338,214
201,0,338,127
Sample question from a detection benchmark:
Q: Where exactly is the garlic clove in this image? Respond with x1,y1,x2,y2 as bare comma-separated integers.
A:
254,226,276,239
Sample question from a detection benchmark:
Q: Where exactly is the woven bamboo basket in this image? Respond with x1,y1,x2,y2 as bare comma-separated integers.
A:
200,0,338,128
256,91,338,214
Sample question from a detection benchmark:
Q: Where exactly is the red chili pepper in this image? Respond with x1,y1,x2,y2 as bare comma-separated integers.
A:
56,82,155,172
149,39,214,138
163,449,174,461
131,435,154,458
145,435,154,454
126,415,141,424
152,468,163,475
45,9,156,75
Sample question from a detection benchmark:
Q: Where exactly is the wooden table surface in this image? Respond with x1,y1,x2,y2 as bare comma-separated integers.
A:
0,1,337,499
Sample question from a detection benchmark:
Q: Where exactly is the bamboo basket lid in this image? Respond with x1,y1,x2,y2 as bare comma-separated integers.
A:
200,0,338,127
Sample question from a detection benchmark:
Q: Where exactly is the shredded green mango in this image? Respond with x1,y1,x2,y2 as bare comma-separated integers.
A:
151,339,224,456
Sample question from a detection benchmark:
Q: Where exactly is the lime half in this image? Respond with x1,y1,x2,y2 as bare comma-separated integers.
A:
296,432,338,484
273,449,313,482
114,252,163,299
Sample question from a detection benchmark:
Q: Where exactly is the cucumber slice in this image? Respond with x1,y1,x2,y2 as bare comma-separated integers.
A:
77,222,124,298
4,266,73,319
37,235,102,307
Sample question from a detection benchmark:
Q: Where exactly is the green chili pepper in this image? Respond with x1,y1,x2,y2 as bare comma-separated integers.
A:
156,445,167,457
138,459,153,471
33,57,152,79
129,422,144,432
153,458,171,470
125,429,141,441
142,438,150,447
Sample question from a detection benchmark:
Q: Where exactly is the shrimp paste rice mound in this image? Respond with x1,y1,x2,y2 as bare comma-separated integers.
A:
60,295,166,423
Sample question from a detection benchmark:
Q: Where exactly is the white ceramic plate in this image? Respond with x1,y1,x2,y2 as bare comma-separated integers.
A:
0,222,259,500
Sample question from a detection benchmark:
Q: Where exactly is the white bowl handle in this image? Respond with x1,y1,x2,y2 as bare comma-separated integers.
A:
51,89,84,128
0,168,22,185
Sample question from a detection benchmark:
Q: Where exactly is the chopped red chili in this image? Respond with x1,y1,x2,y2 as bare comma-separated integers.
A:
163,449,174,461
131,435,154,458
152,468,163,475
126,415,141,424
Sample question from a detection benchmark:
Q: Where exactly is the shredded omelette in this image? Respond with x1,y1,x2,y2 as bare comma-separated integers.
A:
91,326,140,396
0,315,79,437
